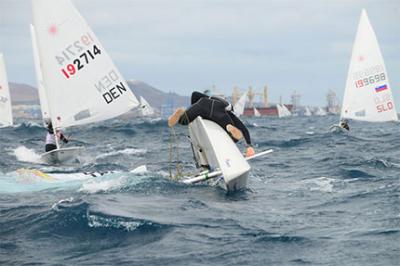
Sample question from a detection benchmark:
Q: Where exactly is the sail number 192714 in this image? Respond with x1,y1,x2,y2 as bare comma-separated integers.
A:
61,45,101,79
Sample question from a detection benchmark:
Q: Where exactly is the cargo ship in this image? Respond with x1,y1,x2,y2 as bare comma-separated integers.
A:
242,104,293,117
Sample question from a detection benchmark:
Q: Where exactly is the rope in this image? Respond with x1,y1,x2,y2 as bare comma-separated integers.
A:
168,110,191,180
168,126,185,180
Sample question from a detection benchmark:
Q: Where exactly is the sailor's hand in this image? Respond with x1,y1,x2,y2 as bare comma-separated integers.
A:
245,146,255,157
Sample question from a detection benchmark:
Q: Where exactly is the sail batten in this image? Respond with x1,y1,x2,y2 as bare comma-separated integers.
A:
32,0,139,129
341,9,397,122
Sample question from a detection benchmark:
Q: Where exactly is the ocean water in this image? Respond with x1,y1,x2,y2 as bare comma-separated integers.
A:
0,116,399,265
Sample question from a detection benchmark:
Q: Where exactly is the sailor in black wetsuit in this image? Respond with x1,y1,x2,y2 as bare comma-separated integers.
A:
168,91,255,157
340,120,350,131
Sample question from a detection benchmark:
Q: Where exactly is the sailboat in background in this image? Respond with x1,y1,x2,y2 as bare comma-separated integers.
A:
0,54,13,128
304,107,312,116
233,90,247,117
32,0,139,164
315,107,327,116
253,107,261,117
139,96,155,117
277,104,291,118
332,9,397,131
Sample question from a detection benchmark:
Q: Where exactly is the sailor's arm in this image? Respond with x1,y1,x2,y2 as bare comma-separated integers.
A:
229,113,251,145
57,131,69,143
229,113,255,157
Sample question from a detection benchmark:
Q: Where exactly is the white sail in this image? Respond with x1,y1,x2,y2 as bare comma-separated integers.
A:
276,104,283,118
282,104,292,117
304,107,312,116
253,107,261,117
139,96,155,116
32,0,139,129
341,9,397,122
234,92,247,117
30,24,50,121
315,107,327,116
277,104,291,118
0,54,13,127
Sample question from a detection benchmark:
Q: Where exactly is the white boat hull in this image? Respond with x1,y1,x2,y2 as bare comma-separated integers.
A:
188,117,250,192
329,124,348,133
40,146,83,165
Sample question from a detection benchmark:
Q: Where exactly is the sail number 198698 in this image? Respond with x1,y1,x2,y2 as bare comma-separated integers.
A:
355,73,386,88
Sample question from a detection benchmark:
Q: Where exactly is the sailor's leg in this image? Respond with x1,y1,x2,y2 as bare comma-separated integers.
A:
169,98,211,127
191,91,207,105
168,107,185,127
45,144,57,152
228,112,250,144
177,102,205,125
226,124,243,141
212,112,243,141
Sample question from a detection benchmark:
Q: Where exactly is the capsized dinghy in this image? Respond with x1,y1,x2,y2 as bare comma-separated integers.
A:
182,117,273,192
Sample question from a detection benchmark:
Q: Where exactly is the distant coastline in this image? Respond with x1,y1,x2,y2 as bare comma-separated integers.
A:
9,81,191,119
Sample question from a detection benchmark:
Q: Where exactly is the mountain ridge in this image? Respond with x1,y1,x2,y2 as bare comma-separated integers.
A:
9,81,190,112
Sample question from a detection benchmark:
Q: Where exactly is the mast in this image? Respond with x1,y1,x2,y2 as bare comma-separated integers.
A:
31,24,60,149
263,85,269,108
247,86,254,108
232,86,240,106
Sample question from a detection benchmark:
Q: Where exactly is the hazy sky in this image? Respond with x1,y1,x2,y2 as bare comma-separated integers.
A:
0,0,399,105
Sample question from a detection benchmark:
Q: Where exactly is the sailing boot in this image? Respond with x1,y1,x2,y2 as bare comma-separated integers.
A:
168,107,185,127
226,124,243,141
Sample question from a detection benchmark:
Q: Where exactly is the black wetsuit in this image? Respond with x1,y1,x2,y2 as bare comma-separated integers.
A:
178,91,252,145
341,123,350,131
45,143,57,152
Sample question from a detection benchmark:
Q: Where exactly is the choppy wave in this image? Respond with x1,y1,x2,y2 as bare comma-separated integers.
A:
87,212,166,232
259,137,312,148
12,146,42,164
95,148,147,160
79,173,135,193
302,176,336,193
14,121,44,130
1,116,399,265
